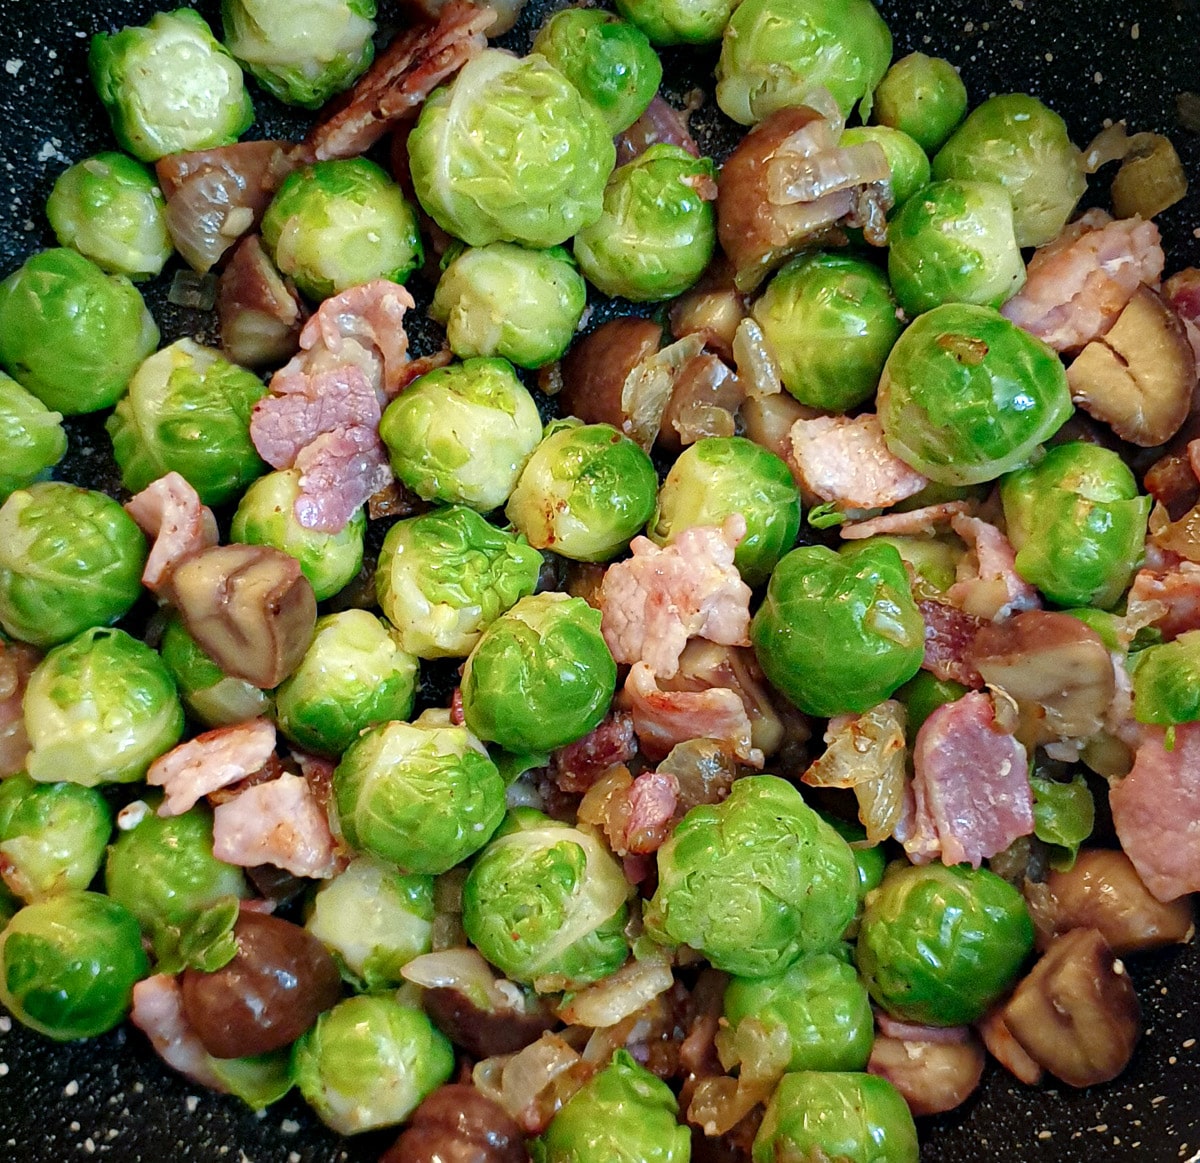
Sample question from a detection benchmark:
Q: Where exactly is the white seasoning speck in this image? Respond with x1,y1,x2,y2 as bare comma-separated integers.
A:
117,801,150,831
70,1122,81,1133
1131,22,1140,38
84,1138,96,1154
1038,1131,1052,1140
1044,52,1054,62
185,1096,199,1113
1094,71,1104,83
0,1016,11,1032
64,1080,79,1097
0,1064,8,1077
288,1154,301,1163
280,1120,299,1135
4,60,22,76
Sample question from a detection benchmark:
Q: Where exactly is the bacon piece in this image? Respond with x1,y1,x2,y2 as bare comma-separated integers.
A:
550,712,637,794
124,473,219,595
293,426,393,533
875,1014,972,1045
403,0,527,35
130,976,227,1093
1128,561,1200,640
840,501,971,541
624,771,681,855
945,514,1040,621
216,235,306,369
0,639,39,777
1164,267,1200,366
918,600,986,688
615,96,701,167
148,719,277,818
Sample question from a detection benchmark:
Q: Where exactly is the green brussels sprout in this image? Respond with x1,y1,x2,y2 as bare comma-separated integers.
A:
751,542,924,718
932,93,1087,247
614,0,735,46
0,247,158,415
408,49,616,249
108,338,268,507
461,593,618,753
275,611,418,757
46,152,172,281
840,125,931,210
872,52,968,154
291,994,454,1135
888,179,1026,315
506,420,659,562
649,437,801,586
856,861,1035,1026
574,145,716,302
1131,631,1200,727
895,670,968,741
0,890,148,1041
1030,772,1095,871
531,10,663,134
0,372,67,502
532,1049,690,1163
716,0,893,126
462,811,631,988
751,252,904,412
753,1072,918,1163
1000,441,1149,609
877,303,1073,485
89,8,254,163
230,469,364,601
380,357,543,512
375,505,542,660
0,775,112,903
645,775,858,977
23,628,184,788
869,534,959,599
159,613,273,728
221,0,377,110
0,482,147,649
819,813,886,908
306,856,433,989
431,243,587,369
333,719,506,874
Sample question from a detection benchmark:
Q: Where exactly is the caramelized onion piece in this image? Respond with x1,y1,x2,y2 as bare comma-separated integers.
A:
560,317,663,430
1112,133,1189,219
669,257,747,362
658,353,743,453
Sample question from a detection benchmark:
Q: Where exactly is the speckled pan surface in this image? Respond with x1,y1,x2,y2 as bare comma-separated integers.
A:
0,0,1198,1159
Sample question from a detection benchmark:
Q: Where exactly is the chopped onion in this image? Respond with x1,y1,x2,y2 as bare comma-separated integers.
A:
1112,133,1189,218
168,270,218,311
621,333,705,449
803,700,907,789
556,950,675,1028
401,947,517,1012
473,1033,590,1134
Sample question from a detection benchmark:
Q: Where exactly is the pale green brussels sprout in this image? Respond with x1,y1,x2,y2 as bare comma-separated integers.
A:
305,856,433,989
89,8,254,163
408,49,616,249
462,810,631,988
108,339,268,506
0,372,67,502
159,613,273,729
431,243,587,369
716,0,893,125
615,0,735,46
260,159,422,301
292,994,454,1135
840,126,930,210
0,891,148,1041
461,593,618,753
932,93,1087,247
0,775,113,903
333,719,506,874
375,505,542,660
1131,631,1200,728
506,420,658,562
46,151,172,280
0,248,159,415
0,482,147,649
870,535,958,598
23,628,184,788
379,357,543,512
1030,772,1095,871
275,611,418,757
872,52,968,154
221,0,377,110
231,469,364,601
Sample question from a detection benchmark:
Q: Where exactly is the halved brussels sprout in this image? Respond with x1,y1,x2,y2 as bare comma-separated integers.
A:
0,372,67,503
614,0,735,45
872,52,968,154
839,125,930,210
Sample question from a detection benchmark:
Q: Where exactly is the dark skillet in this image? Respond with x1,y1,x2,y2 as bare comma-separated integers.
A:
1,1,1198,1160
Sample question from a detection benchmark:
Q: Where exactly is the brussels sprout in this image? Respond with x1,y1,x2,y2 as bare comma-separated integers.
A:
872,52,968,154
506,420,658,562
1000,441,1149,609
333,719,506,874
574,145,717,302
292,994,454,1135
0,775,112,902
23,628,184,788
108,339,268,506
221,0,377,110
856,862,1034,1026
751,252,904,412
840,125,931,210
375,505,542,660
532,1049,690,1163
0,482,147,649
431,242,587,369
887,179,1026,315
380,357,543,512
231,469,364,601
1131,631,1200,727
877,303,1073,485
819,813,886,907
0,372,67,502
159,613,273,728
751,542,924,718
408,49,616,249
649,437,801,586
260,159,422,301
614,0,735,46
0,248,158,415
0,891,148,1041
89,8,254,163
1030,772,1095,871
753,1072,918,1163
716,0,893,125
645,775,857,977
932,93,1087,247
46,152,172,281
895,670,968,741
462,811,631,988
461,593,617,753
531,10,662,134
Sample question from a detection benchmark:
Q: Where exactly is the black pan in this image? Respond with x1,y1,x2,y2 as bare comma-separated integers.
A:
1,1,1198,1159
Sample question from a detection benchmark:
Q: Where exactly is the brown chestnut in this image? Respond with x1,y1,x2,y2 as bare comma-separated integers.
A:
381,1083,529,1163
559,317,663,430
